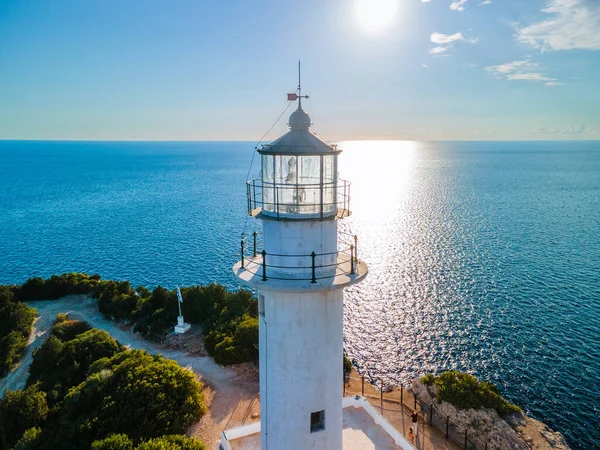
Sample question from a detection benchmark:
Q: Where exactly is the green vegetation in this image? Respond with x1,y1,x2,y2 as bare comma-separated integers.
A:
0,285,37,377
8,272,258,366
421,370,521,417
92,434,206,450
0,316,205,450
0,384,48,448
27,315,121,406
343,354,352,376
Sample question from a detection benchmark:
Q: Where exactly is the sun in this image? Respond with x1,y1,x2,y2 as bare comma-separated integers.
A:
354,0,399,33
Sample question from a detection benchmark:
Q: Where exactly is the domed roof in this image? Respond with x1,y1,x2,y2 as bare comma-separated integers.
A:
289,106,311,130
258,102,341,155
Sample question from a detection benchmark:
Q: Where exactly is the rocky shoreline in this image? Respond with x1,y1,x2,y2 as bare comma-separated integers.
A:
412,378,571,450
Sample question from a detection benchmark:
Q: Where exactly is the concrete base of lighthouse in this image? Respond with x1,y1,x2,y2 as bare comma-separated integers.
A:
217,396,416,450
259,289,343,450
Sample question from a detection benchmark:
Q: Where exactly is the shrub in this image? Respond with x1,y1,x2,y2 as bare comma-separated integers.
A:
421,373,435,386
135,435,205,450
49,317,92,342
18,273,103,302
28,324,123,405
0,299,36,376
0,384,48,448
343,354,352,376
55,349,205,448
91,434,206,450
14,427,42,450
91,434,134,450
429,371,521,417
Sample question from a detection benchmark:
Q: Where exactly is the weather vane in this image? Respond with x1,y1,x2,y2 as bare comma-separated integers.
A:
287,60,309,105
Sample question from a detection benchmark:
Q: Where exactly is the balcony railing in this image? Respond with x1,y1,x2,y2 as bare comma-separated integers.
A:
239,232,360,283
246,179,351,219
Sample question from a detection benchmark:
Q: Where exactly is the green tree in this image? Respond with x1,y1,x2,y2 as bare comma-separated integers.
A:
55,350,204,449
0,300,36,376
28,327,122,404
91,434,134,450
13,427,42,450
0,384,48,449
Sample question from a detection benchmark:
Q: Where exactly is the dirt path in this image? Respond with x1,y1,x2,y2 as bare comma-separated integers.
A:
0,295,259,446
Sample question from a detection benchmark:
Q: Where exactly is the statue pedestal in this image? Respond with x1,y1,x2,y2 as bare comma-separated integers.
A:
174,316,191,334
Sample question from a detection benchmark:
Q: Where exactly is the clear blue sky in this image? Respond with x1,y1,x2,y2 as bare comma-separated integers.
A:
1,0,599,141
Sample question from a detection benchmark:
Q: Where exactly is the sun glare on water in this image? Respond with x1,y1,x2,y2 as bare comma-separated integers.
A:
354,0,399,33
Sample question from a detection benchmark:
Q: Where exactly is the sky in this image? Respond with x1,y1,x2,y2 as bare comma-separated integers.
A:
1,0,599,141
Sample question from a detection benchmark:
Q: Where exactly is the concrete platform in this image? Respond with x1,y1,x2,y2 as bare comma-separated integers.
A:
218,396,414,450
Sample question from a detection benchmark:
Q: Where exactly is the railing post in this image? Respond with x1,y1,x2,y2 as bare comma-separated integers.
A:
414,392,417,409
253,231,257,257
261,250,267,281
445,416,449,439
241,236,245,269
380,380,383,415
350,245,355,274
354,235,358,264
311,251,317,283
361,376,365,396
464,429,468,449
247,183,251,213
400,386,403,407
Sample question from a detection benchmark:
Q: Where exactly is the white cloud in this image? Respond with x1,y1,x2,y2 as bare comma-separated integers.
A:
539,124,586,134
486,60,531,74
515,0,600,51
485,60,560,85
421,0,431,2
450,0,468,11
430,47,448,54
545,81,566,86
431,32,466,44
429,32,477,55
422,64,430,68
508,73,555,81
479,0,492,4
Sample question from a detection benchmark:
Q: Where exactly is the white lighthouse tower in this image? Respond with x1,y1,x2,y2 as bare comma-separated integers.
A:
232,73,367,450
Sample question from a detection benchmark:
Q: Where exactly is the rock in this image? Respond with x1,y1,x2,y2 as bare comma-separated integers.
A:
411,378,572,450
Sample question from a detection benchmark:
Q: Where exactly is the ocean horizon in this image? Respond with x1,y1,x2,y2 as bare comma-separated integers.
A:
1,139,599,448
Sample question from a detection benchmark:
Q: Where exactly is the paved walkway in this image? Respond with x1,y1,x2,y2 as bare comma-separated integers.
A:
345,372,461,450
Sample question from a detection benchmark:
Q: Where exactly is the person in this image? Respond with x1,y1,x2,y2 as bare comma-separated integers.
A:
411,409,419,437
407,427,415,444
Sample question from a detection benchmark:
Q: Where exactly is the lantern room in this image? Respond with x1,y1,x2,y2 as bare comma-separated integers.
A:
246,104,351,220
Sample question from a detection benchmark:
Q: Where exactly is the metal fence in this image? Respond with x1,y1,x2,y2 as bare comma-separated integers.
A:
344,374,493,450
239,231,360,283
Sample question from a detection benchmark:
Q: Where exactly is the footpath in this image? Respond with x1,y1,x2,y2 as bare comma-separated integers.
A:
0,295,260,446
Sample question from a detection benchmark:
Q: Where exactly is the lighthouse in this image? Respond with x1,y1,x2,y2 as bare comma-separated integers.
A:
232,73,368,449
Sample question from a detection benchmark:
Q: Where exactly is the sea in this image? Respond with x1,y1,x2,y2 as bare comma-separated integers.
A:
0,140,598,448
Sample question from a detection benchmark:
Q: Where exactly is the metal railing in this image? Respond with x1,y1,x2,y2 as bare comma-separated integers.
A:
239,232,360,283
246,179,351,219
344,374,493,450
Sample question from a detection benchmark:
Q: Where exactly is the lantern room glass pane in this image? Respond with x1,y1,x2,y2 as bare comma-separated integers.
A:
262,155,275,213
322,155,336,214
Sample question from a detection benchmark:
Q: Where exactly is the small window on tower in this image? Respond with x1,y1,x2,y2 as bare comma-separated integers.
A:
259,294,265,317
310,410,325,433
